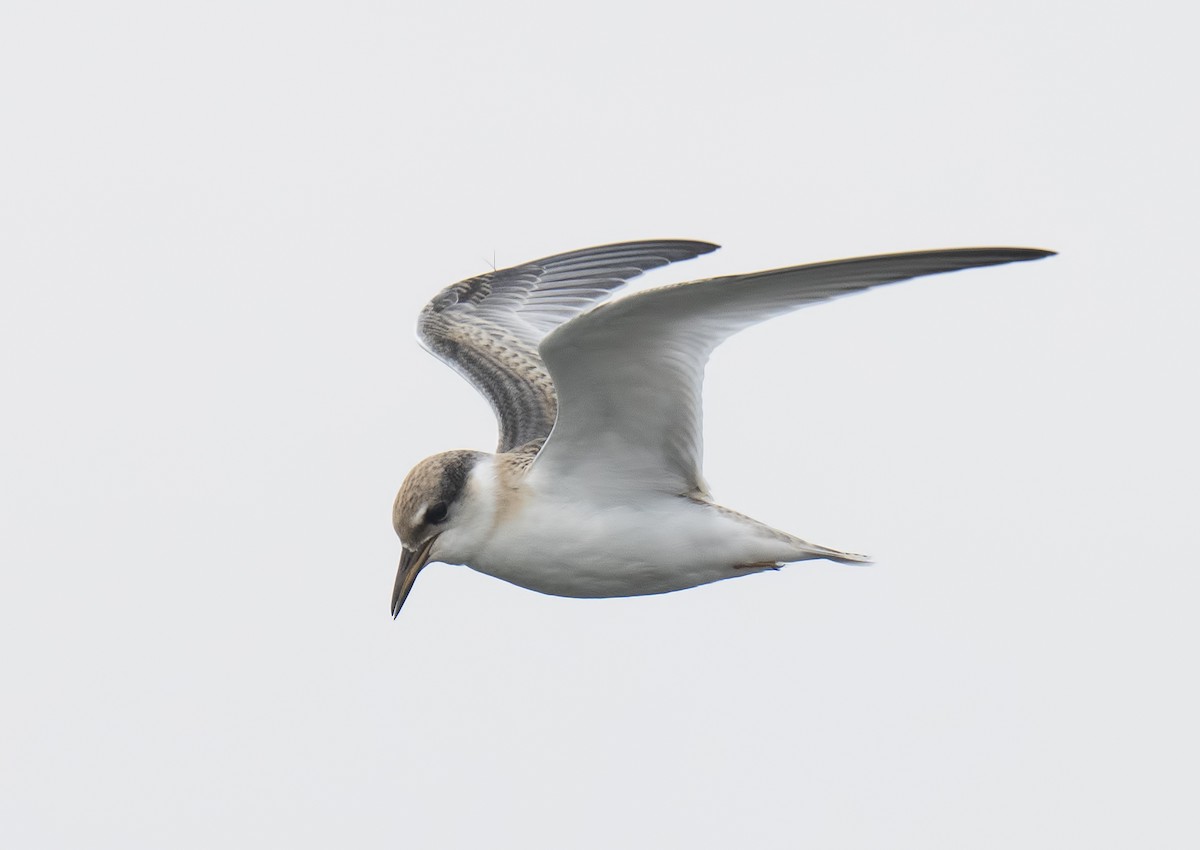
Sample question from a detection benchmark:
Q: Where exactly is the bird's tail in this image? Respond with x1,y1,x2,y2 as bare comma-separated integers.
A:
788,537,873,565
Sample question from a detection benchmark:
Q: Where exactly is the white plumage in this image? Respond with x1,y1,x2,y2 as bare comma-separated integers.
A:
390,240,1053,616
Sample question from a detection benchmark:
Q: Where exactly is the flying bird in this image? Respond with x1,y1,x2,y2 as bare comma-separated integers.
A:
391,240,1053,616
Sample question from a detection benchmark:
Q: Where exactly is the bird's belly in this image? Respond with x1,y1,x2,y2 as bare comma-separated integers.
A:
459,498,784,598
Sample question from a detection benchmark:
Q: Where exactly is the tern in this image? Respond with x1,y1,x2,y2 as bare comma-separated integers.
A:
391,240,1052,616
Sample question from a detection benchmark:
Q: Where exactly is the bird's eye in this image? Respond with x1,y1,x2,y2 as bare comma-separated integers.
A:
424,502,449,525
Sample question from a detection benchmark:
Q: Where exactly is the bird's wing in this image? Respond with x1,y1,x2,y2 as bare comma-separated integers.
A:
531,247,1055,496
416,240,718,452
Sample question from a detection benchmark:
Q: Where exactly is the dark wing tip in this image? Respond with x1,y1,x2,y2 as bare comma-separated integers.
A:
990,247,1056,260
956,246,1057,269
869,246,1056,273
658,239,721,256
530,239,720,269
925,246,1055,261
883,246,1058,282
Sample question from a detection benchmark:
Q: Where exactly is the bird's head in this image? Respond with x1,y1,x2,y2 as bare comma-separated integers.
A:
390,449,485,618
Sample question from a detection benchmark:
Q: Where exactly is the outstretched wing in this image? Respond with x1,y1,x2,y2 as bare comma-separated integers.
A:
417,240,719,452
531,247,1055,497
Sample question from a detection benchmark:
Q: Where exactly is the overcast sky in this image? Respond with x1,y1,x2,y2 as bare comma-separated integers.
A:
3,2,1196,848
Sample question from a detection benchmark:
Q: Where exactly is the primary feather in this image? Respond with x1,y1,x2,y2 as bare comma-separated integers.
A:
416,240,717,451
532,247,1054,496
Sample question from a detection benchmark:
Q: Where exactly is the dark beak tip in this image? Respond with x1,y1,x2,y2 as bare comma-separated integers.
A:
391,539,435,620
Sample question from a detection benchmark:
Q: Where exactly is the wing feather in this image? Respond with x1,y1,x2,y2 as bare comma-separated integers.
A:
533,247,1055,496
417,240,718,451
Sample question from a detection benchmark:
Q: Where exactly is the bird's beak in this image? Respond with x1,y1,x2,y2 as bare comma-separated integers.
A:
391,536,437,618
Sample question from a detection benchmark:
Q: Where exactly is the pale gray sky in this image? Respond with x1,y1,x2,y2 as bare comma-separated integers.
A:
2,1,1196,848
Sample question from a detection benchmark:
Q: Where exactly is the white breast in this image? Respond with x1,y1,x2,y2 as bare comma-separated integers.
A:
439,466,795,598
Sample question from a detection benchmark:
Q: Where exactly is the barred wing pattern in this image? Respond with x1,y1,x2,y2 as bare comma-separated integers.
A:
417,240,718,452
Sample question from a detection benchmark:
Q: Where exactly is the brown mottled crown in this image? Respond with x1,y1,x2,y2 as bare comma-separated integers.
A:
392,450,484,546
